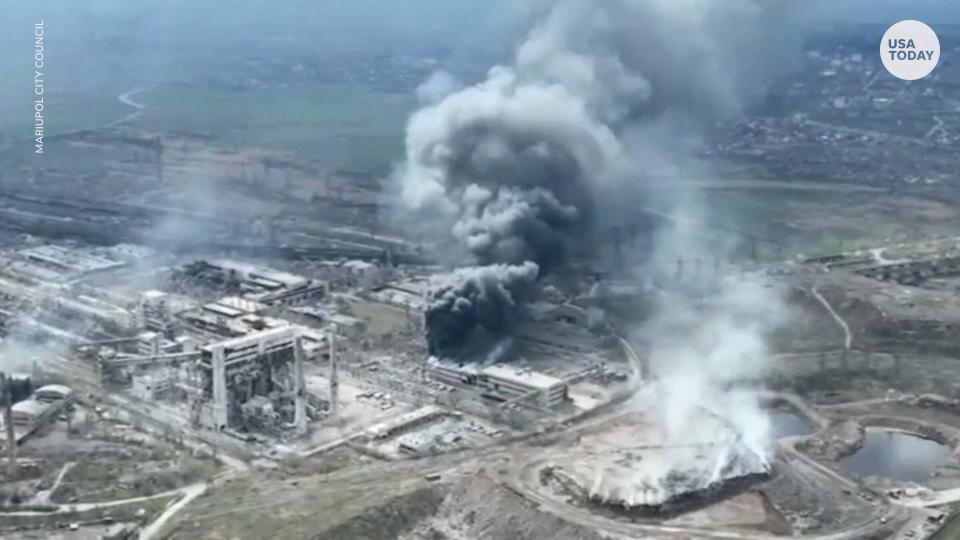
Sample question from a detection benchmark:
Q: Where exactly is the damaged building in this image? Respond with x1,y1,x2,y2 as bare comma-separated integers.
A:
194,326,307,434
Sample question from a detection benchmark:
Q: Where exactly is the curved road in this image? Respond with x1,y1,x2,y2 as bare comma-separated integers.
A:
115,87,148,125
812,286,852,350
505,449,907,540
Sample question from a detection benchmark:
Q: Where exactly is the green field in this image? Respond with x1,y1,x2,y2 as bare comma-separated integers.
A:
0,52,137,144
699,188,959,257
136,83,416,176
0,89,130,141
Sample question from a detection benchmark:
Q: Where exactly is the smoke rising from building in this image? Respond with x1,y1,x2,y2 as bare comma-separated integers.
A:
424,262,539,359
397,0,797,267
404,0,796,372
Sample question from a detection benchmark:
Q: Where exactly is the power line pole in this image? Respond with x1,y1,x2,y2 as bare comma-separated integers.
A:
1,373,16,481
329,331,339,422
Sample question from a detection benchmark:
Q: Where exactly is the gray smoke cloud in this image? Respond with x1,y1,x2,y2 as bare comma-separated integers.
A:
415,70,463,105
424,262,539,358
405,0,799,362
400,66,619,268
397,0,797,268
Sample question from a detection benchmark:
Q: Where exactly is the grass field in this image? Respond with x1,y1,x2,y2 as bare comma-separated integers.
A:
165,456,435,540
0,94,129,137
0,53,134,141
136,82,415,176
648,157,960,260
694,187,960,258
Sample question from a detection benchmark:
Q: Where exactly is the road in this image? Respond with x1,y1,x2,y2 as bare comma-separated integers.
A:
893,482,960,509
803,119,928,147
139,483,207,540
29,461,75,506
116,88,148,125
504,448,906,540
0,482,203,517
811,286,853,350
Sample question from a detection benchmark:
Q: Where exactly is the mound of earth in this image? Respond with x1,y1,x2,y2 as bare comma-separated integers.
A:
398,476,608,540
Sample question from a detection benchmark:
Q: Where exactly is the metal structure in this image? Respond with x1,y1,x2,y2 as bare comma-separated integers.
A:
329,330,339,420
196,327,307,434
1,373,15,480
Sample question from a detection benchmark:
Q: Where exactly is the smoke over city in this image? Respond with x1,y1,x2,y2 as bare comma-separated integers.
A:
404,0,797,361
424,262,539,358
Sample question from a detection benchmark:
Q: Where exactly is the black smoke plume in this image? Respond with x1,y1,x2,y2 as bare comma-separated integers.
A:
424,262,539,358
397,0,797,270
402,0,799,360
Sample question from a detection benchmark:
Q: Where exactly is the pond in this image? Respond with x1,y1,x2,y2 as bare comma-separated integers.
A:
768,409,813,439
839,429,953,484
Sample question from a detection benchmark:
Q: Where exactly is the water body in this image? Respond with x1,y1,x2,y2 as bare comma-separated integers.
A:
840,429,952,484
768,409,813,439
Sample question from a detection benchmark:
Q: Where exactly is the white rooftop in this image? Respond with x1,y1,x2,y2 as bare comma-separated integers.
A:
12,399,47,417
481,364,564,390
35,384,73,397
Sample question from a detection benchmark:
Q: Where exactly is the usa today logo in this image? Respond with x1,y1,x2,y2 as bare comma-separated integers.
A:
881,20,940,80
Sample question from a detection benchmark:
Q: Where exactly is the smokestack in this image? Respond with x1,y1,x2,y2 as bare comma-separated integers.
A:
1,373,16,481
293,334,307,434
329,330,339,420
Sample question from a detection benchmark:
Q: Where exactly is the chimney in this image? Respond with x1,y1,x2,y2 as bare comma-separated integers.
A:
329,331,339,420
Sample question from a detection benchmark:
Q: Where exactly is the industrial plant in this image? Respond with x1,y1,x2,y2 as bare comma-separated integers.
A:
1,1,960,540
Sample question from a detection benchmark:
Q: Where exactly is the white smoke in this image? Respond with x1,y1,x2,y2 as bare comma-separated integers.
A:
642,273,789,484
415,70,463,105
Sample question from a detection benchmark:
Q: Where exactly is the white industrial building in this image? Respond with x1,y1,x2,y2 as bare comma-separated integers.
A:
427,361,568,409
195,327,307,433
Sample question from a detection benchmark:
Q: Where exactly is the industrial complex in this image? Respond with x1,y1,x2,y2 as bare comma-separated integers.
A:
2,3,960,540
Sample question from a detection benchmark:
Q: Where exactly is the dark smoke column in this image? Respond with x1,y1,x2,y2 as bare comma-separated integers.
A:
424,262,539,358
397,68,623,270
398,68,622,361
396,0,797,361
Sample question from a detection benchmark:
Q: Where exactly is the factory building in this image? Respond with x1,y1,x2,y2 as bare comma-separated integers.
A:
181,296,287,338
526,301,590,326
253,279,329,306
367,405,446,440
10,400,49,428
1,384,74,443
16,245,125,279
427,362,568,409
368,278,428,314
182,260,328,306
194,327,307,434
33,385,74,404
342,260,385,291
140,290,175,335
